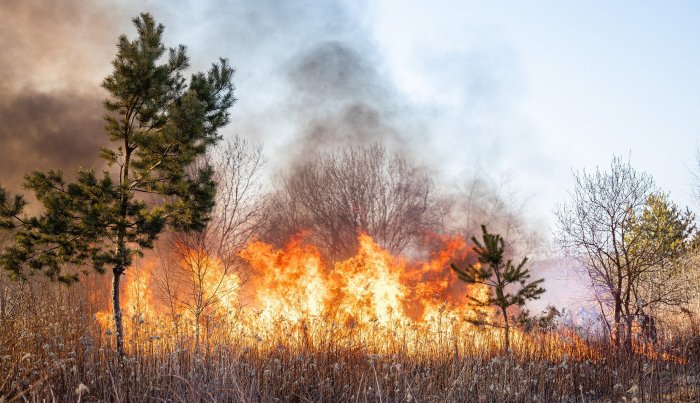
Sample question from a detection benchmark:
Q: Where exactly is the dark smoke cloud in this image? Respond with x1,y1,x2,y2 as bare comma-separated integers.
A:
0,0,433,182
140,1,427,166
0,0,133,192
0,90,105,190
0,0,516,204
0,0,116,87
0,0,408,185
284,41,410,159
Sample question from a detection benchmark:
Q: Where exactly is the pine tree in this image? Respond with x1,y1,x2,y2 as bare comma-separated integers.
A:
451,225,545,352
0,13,235,356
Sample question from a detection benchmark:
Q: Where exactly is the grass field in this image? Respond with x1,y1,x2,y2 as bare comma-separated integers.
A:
1,274,698,402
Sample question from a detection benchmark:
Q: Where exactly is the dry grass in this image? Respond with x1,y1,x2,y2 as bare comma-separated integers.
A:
0,277,698,402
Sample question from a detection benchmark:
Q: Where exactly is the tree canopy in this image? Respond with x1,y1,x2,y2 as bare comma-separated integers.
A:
555,157,694,348
451,225,545,352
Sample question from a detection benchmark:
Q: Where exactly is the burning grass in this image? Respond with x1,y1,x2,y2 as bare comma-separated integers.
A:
0,308,697,401
0,234,699,401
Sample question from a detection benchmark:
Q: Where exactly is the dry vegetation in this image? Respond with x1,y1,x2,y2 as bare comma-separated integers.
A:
1,273,699,402
2,147,700,402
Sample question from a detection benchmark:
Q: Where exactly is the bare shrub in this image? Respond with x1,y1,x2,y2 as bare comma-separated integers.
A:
153,137,267,346
263,144,439,261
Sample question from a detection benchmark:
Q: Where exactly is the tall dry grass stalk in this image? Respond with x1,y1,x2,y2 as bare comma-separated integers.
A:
0,276,698,402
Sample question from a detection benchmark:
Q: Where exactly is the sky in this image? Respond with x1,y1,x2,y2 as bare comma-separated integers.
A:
367,1,700,223
2,0,700,238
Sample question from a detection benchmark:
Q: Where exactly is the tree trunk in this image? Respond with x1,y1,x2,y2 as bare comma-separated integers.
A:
112,267,125,357
0,279,6,323
613,298,622,348
195,312,200,351
502,306,510,353
624,315,634,352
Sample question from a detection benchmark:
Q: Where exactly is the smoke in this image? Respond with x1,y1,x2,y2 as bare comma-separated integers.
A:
138,1,426,167
0,0,572,310
0,0,135,191
0,0,500,180
0,0,536,236
283,41,412,160
0,0,417,187
0,91,106,189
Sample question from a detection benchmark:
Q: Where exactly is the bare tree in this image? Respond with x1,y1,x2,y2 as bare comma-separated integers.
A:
678,249,700,337
153,137,267,347
155,238,240,348
264,144,438,261
206,137,269,254
555,157,693,348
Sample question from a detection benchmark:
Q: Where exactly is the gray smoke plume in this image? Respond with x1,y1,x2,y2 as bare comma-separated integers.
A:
283,40,410,160
0,1,420,184
0,0,133,191
0,0,529,227
140,1,426,166
0,90,105,190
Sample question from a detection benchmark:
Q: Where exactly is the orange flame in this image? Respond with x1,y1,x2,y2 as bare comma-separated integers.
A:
94,233,602,360
239,233,486,329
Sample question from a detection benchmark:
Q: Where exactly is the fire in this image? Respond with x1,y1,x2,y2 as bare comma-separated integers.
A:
241,236,329,322
124,264,155,321
332,235,410,326
240,233,484,329
94,233,601,360
176,244,242,316
95,248,241,343
94,263,157,335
